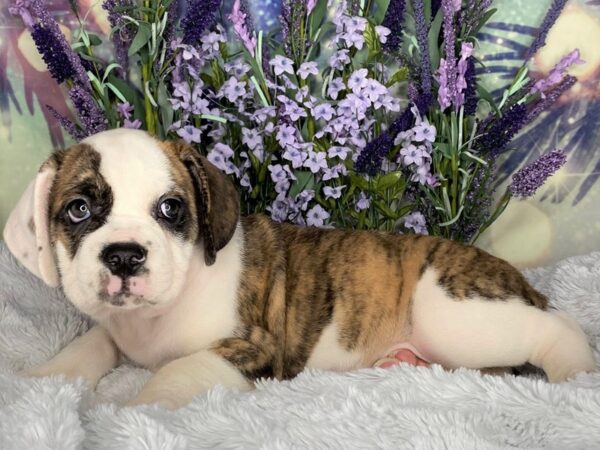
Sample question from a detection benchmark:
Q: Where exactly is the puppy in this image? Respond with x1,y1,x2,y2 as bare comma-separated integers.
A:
4,128,596,409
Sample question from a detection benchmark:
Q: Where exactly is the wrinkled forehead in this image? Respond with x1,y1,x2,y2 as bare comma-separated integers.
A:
83,130,174,211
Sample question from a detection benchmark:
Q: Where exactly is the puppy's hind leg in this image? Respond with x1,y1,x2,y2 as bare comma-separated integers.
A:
409,269,597,382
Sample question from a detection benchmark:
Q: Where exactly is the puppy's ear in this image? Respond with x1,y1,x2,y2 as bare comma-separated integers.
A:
3,156,60,286
178,143,240,265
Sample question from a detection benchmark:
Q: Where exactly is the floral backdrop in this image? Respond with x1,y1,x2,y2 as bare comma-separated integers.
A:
0,0,599,268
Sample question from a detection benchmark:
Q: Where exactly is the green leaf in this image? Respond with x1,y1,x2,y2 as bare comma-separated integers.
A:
385,67,409,87
87,33,103,47
105,83,127,103
350,173,370,190
128,23,152,57
102,63,122,82
427,9,443,72
289,171,315,198
157,81,173,133
310,0,328,33
372,0,391,24
435,142,454,159
476,83,500,115
473,8,497,35
375,171,405,191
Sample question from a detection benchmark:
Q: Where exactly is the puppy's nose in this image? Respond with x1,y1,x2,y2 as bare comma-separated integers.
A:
101,242,147,277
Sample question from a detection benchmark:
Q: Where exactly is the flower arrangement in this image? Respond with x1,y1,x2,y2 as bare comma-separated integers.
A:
10,0,580,241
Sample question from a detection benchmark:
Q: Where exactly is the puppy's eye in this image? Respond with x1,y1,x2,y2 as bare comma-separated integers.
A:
67,199,91,224
158,198,183,222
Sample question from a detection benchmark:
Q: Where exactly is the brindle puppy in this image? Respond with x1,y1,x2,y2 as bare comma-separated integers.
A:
4,129,595,409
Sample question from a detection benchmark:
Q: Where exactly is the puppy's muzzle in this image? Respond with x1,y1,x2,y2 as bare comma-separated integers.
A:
101,242,147,277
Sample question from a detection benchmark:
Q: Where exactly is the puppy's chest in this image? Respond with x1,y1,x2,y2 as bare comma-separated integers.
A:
105,287,240,368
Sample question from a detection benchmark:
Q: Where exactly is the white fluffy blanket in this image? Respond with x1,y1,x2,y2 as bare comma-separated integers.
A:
1,242,599,450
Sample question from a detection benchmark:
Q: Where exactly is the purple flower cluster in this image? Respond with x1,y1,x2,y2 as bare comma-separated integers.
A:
531,49,584,97
69,86,108,137
103,0,134,76
10,0,90,88
182,0,221,45
229,0,256,56
524,0,569,60
380,0,406,53
476,104,528,154
413,0,433,100
510,149,567,198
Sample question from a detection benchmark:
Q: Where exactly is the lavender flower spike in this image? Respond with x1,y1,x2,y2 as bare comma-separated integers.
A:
10,0,90,88
182,0,221,45
381,0,406,54
412,0,433,98
229,0,257,56
69,85,108,137
509,149,567,198
523,0,568,60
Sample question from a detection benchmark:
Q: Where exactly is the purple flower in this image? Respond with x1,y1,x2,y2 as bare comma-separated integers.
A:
206,142,240,177
268,163,294,184
242,128,263,150
123,118,142,129
413,0,433,100
312,103,335,121
295,190,315,211
400,144,426,166
364,79,387,102
304,150,328,173
509,149,567,198
328,49,351,70
323,185,346,200
327,78,346,100
328,146,351,160
229,0,256,56
103,0,134,76
283,146,307,168
306,0,317,14
270,55,294,76
267,195,291,222
117,102,134,120
348,69,369,93
306,205,330,227
46,105,85,140
220,77,247,102
69,85,108,137
526,75,577,124
252,106,277,122
182,0,221,44
477,104,528,154
524,0,568,60
297,61,318,79
276,124,297,147
531,49,584,97
177,125,202,144
355,192,371,211
413,122,436,143
463,57,478,115
380,0,406,53
404,212,428,235
11,0,90,88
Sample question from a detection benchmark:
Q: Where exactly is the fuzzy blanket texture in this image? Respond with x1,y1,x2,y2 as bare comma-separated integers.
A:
1,242,600,450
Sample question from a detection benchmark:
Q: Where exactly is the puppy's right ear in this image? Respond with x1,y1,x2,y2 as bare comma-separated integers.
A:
3,156,60,287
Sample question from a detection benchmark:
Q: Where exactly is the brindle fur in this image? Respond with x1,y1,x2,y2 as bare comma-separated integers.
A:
47,144,114,258
213,216,548,381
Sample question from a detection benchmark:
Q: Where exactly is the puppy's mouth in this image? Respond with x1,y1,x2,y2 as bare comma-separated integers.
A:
99,273,155,307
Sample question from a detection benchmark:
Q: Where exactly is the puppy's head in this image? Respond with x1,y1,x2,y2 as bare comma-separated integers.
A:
3,129,239,317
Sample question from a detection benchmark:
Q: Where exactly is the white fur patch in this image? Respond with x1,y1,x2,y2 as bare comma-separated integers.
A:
409,268,596,381
306,322,363,371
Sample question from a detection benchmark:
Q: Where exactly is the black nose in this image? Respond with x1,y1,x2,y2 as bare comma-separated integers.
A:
101,242,147,277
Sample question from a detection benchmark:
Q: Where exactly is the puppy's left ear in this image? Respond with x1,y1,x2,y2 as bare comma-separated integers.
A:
3,156,60,287
178,143,240,265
